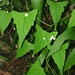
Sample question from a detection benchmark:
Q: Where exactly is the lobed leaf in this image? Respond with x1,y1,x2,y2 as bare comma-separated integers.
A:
64,48,75,71
0,11,12,34
52,43,69,75
34,25,57,54
16,40,34,58
47,0,68,30
12,9,37,48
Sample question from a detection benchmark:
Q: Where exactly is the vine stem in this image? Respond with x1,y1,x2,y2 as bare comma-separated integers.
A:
0,40,13,51
25,0,29,11
37,18,52,27
46,59,58,75
37,13,71,28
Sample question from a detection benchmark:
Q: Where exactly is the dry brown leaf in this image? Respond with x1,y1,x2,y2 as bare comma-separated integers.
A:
4,72,12,75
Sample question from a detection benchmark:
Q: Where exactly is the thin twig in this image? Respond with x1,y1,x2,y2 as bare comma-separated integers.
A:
46,59,58,75
0,40,13,51
37,13,71,27
37,18,52,27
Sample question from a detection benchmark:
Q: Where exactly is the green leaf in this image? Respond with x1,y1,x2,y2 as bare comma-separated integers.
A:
0,55,9,60
30,0,44,25
34,25,57,54
12,0,22,8
64,48,75,71
27,59,46,75
39,48,48,65
12,10,37,48
0,11,12,34
68,9,75,28
52,43,69,75
16,40,34,58
71,0,75,4
0,0,8,6
47,0,68,29
47,27,75,58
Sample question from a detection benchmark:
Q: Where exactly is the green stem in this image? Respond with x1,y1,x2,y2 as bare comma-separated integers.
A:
37,18,52,27
30,0,44,25
37,13,71,31
46,59,58,75
25,0,29,11
10,31,17,59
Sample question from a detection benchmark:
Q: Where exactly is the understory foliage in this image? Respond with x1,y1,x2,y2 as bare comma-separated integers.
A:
0,0,75,75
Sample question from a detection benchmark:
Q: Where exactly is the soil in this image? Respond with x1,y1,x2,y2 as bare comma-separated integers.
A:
0,33,37,75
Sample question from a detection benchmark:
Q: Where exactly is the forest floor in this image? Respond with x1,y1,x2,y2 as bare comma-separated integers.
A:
0,33,37,75
0,3,75,75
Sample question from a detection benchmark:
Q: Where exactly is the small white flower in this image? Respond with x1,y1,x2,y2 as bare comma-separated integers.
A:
13,27,16,30
55,0,57,1
43,37,46,40
28,43,30,45
6,11,8,13
32,55,34,57
50,36,55,41
25,13,28,17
